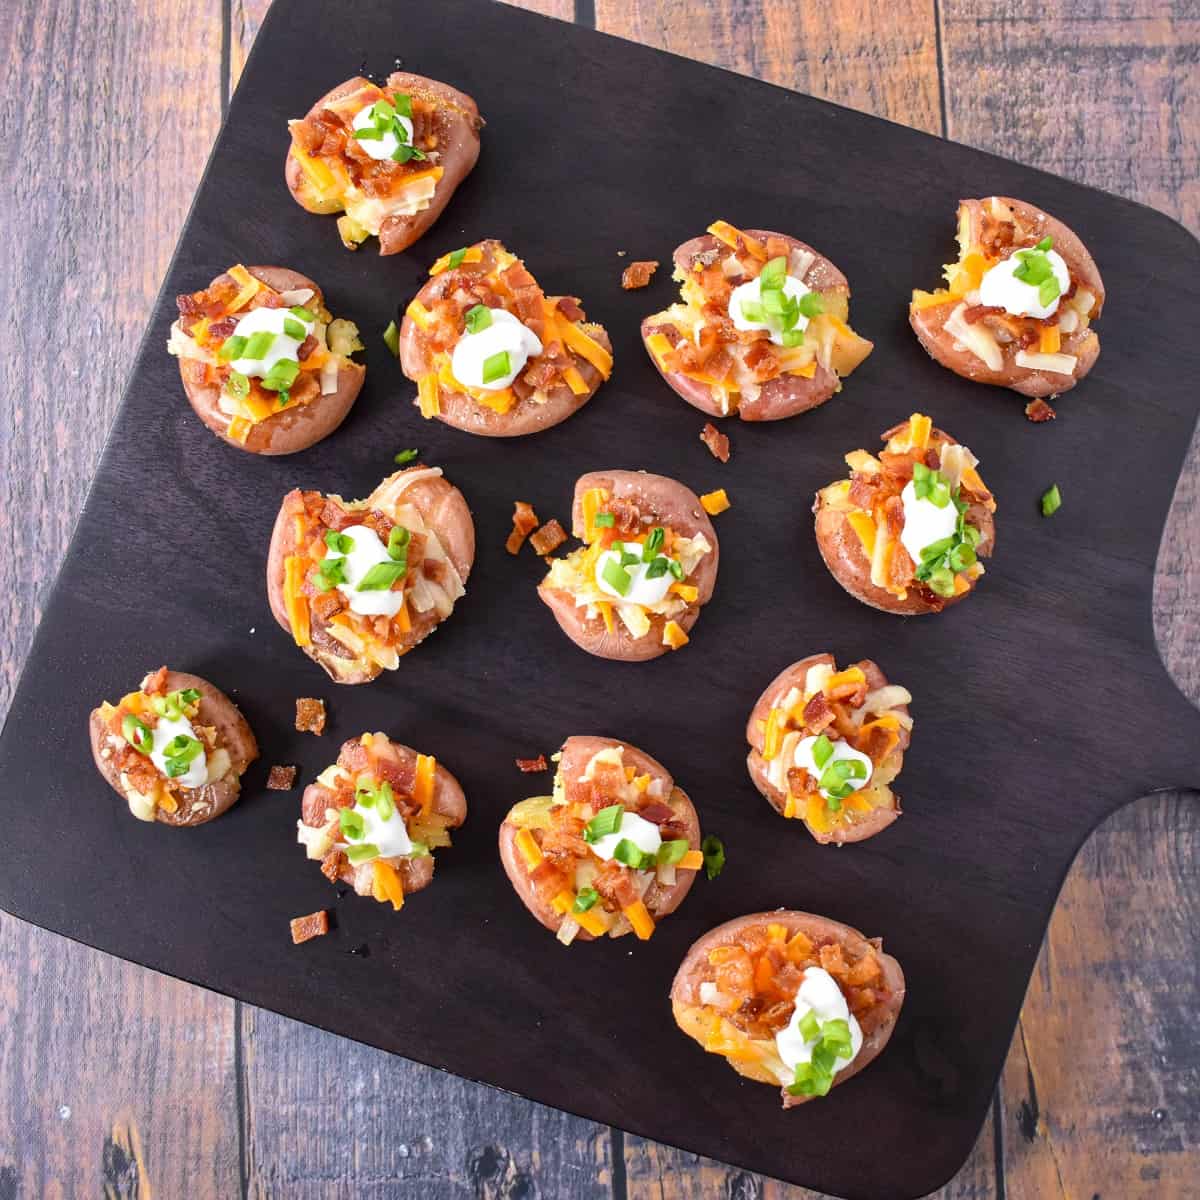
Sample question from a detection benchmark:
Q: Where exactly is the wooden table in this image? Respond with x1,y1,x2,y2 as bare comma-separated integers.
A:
1,1,1196,1195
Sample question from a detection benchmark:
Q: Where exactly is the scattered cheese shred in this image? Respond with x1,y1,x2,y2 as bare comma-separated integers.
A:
662,620,689,650
562,366,589,396
700,489,730,515
908,413,932,450
556,317,612,379
283,555,311,647
678,850,704,871
706,220,767,261
417,373,440,418
414,754,436,815
623,900,656,941
515,828,543,870
372,860,406,911
429,245,483,275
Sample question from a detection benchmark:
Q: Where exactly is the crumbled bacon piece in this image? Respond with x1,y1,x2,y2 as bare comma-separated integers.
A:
621,260,659,290
506,501,540,555
608,497,642,533
295,697,327,735
311,590,345,622
267,765,298,791
855,721,899,764
516,755,548,773
764,236,792,261
636,802,676,826
529,519,567,556
1025,398,1057,423
801,692,835,734
699,422,730,463
290,910,330,944
556,296,585,322
141,666,169,695
743,340,781,382
787,766,815,796
297,334,319,361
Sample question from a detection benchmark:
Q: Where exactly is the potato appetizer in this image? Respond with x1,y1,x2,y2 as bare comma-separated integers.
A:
671,911,905,1105
910,197,1104,399
499,736,703,944
642,220,873,421
398,240,613,436
746,655,912,844
286,72,482,255
298,732,466,911
538,470,719,660
168,265,365,454
813,412,996,615
89,667,258,826
267,465,474,684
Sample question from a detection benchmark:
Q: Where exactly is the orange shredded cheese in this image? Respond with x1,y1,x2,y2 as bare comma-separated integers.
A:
662,620,689,650
595,600,615,634
515,828,543,870
1040,324,1062,354
283,555,311,647
562,366,589,396
847,510,876,557
226,416,253,444
623,899,655,940
645,331,674,369
700,489,730,515
581,487,608,542
556,318,612,379
762,708,785,761
706,220,767,261
414,753,436,815
405,301,434,331
575,907,610,937
417,373,440,418
908,413,932,450
429,245,483,275
669,582,699,603
679,849,704,871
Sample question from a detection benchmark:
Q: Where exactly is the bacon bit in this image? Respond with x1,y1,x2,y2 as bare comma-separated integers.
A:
621,260,659,290
961,304,1005,324
141,666,169,695
855,722,898,764
556,295,585,322
699,422,731,463
267,765,298,791
311,590,345,622
637,801,676,825
208,317,238,341
787,766,815,796
764,236,792,261
591,760,627,804
516,755,548,773
320,499,355,532
1025,398,1057,423
295,697,327,735
608,496,642,533
529,519,567,556
290,910,330,944
505,501,540,555
743,339,780,382
801,691,835,734
819,941,847,978
297,334,319,361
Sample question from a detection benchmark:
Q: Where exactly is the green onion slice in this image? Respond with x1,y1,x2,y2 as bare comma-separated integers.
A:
481,350,511,385
644,557,670,580
121,714,153,755
357,561,406,592
799,292,824,318
668,559,686,581
346,843,380,865
226,371,250,398
583,804,623,843
464,304,493,334
656,839,689,867
325,530,354,554
798,1011,821,1042
382,320,399,357
642,527,665,560
218,335,247,361
283,316,306,340
394,448,418,465
447,247,467,269
593,512,615,528
290,305,315,322
242,331,276,360
613,838,654,870
1041,483,1062,517
701,835,725,880
812,734,834,770
572,887,600,913
759,256,788,288
339,807,365,839
601,557,631,596
387,526,411,560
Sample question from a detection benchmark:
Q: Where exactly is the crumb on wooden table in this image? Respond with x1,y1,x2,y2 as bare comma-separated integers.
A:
290,910,330,944
700,422,731,462
529,519,567,556
621,260,659,290
1025,398,1057,423
516,754,548,773
506,500,540,555
267,765,298,791
295,697,326,735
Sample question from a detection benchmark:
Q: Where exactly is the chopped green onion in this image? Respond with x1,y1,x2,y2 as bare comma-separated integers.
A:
121,714,153,755
739,299,766,324
464,304,493,334
619,550,639,567
572,887,600,913
260,359,300,392
920,536,956,562
1035,236,1053,251
927,565,956,597
822,1018,853,1057
392,93,413,119
760,286,787,316
394,448,419,465
1041,483,1062,517
759,256,787,288
826,794,843,812
948,542,977,572
371,98,396,121
346,843,380,865
583,804,624,843
481,350,511,384
613,838,654,870
162,735,203,777
642,527,665,560
375,783,396,821
701,835,725,880
408,841,430,858
387,526,411,560
339,807,365,839
668,559,685,581
284,316,306,340
354,126,385,141
242,331,276,360
594,512,615,528
226,371,250,398
780,328,805,348
218,335,247,361
799,292,824,318
325,530,354,554
357,561,406,591
812,734,834,770
290,305,315,322
656,839,689,867
601,557,631,596
382,320,400,357
177,688,201,706
644,557,670,580
798,1011,821,1042
447,247,467,269
313,556,347,591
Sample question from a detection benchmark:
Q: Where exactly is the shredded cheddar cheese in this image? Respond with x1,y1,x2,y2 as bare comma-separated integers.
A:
700,489,730,515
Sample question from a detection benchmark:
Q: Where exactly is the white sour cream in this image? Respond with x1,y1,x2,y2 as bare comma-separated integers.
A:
978,248,1070,319
334,524,407,618
341,795,413,859
588,810,662,863
729,274,816,345
450,309,542,391
899,481,959,564
794,735,873,801
227,305,314,378
149,713,209,790
351,102,414,161
594,545,677,607
774,966,863,1079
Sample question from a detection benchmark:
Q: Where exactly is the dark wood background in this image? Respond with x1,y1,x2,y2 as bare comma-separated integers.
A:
1,1,1196,1196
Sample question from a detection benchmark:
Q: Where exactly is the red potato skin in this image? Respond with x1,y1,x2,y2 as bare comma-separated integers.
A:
670,910,906,1106
300,736,466,896
498,735,701,941
643,230,862,422
910,197,1105,398
285,73,482,255
265,467,475,684
813,425,996,616
745,654,910,844
178,267,366,455
88,670,259,827
536,470,720,661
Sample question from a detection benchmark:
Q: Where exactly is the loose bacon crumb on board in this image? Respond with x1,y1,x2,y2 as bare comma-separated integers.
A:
700,422,731,463
290,910,330,944
505,501,540,555
516,754,548,773
529,519,567,556
621,260,659,290
295,697,327,735
1025,398,1057,423
267,765,298,790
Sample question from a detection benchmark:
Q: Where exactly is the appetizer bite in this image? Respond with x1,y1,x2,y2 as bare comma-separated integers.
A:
286,73,482,254
89,667,258,826
746,655,912,844
169,265,365,454
538,470,719,660
267,465,474,683
642,221,873,421
910,197,1104,400
298,732,466,911
671,911,905,1105
499,736,703,944
398,240,613,436
813,413,996,615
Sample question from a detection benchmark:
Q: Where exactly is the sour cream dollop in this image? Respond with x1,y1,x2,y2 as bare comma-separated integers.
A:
588,810,662,863
594,545,677,607
899,481,958,564
451,309,542,391
729,274,816,345
149,713,209,790
978,248,1070,319
334,524,407,618
794,735,873,800
774,966,863,1080
227,305,314,378
341,794,413,859
351,102,414,162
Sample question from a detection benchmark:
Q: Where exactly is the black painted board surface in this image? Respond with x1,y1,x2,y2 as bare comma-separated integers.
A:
2,1,1198,1196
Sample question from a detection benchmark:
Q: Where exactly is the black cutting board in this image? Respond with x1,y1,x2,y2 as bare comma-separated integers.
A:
3,1,1198,1196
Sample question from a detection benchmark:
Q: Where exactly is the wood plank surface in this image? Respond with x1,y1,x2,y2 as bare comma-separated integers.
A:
0,0,1195,1196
